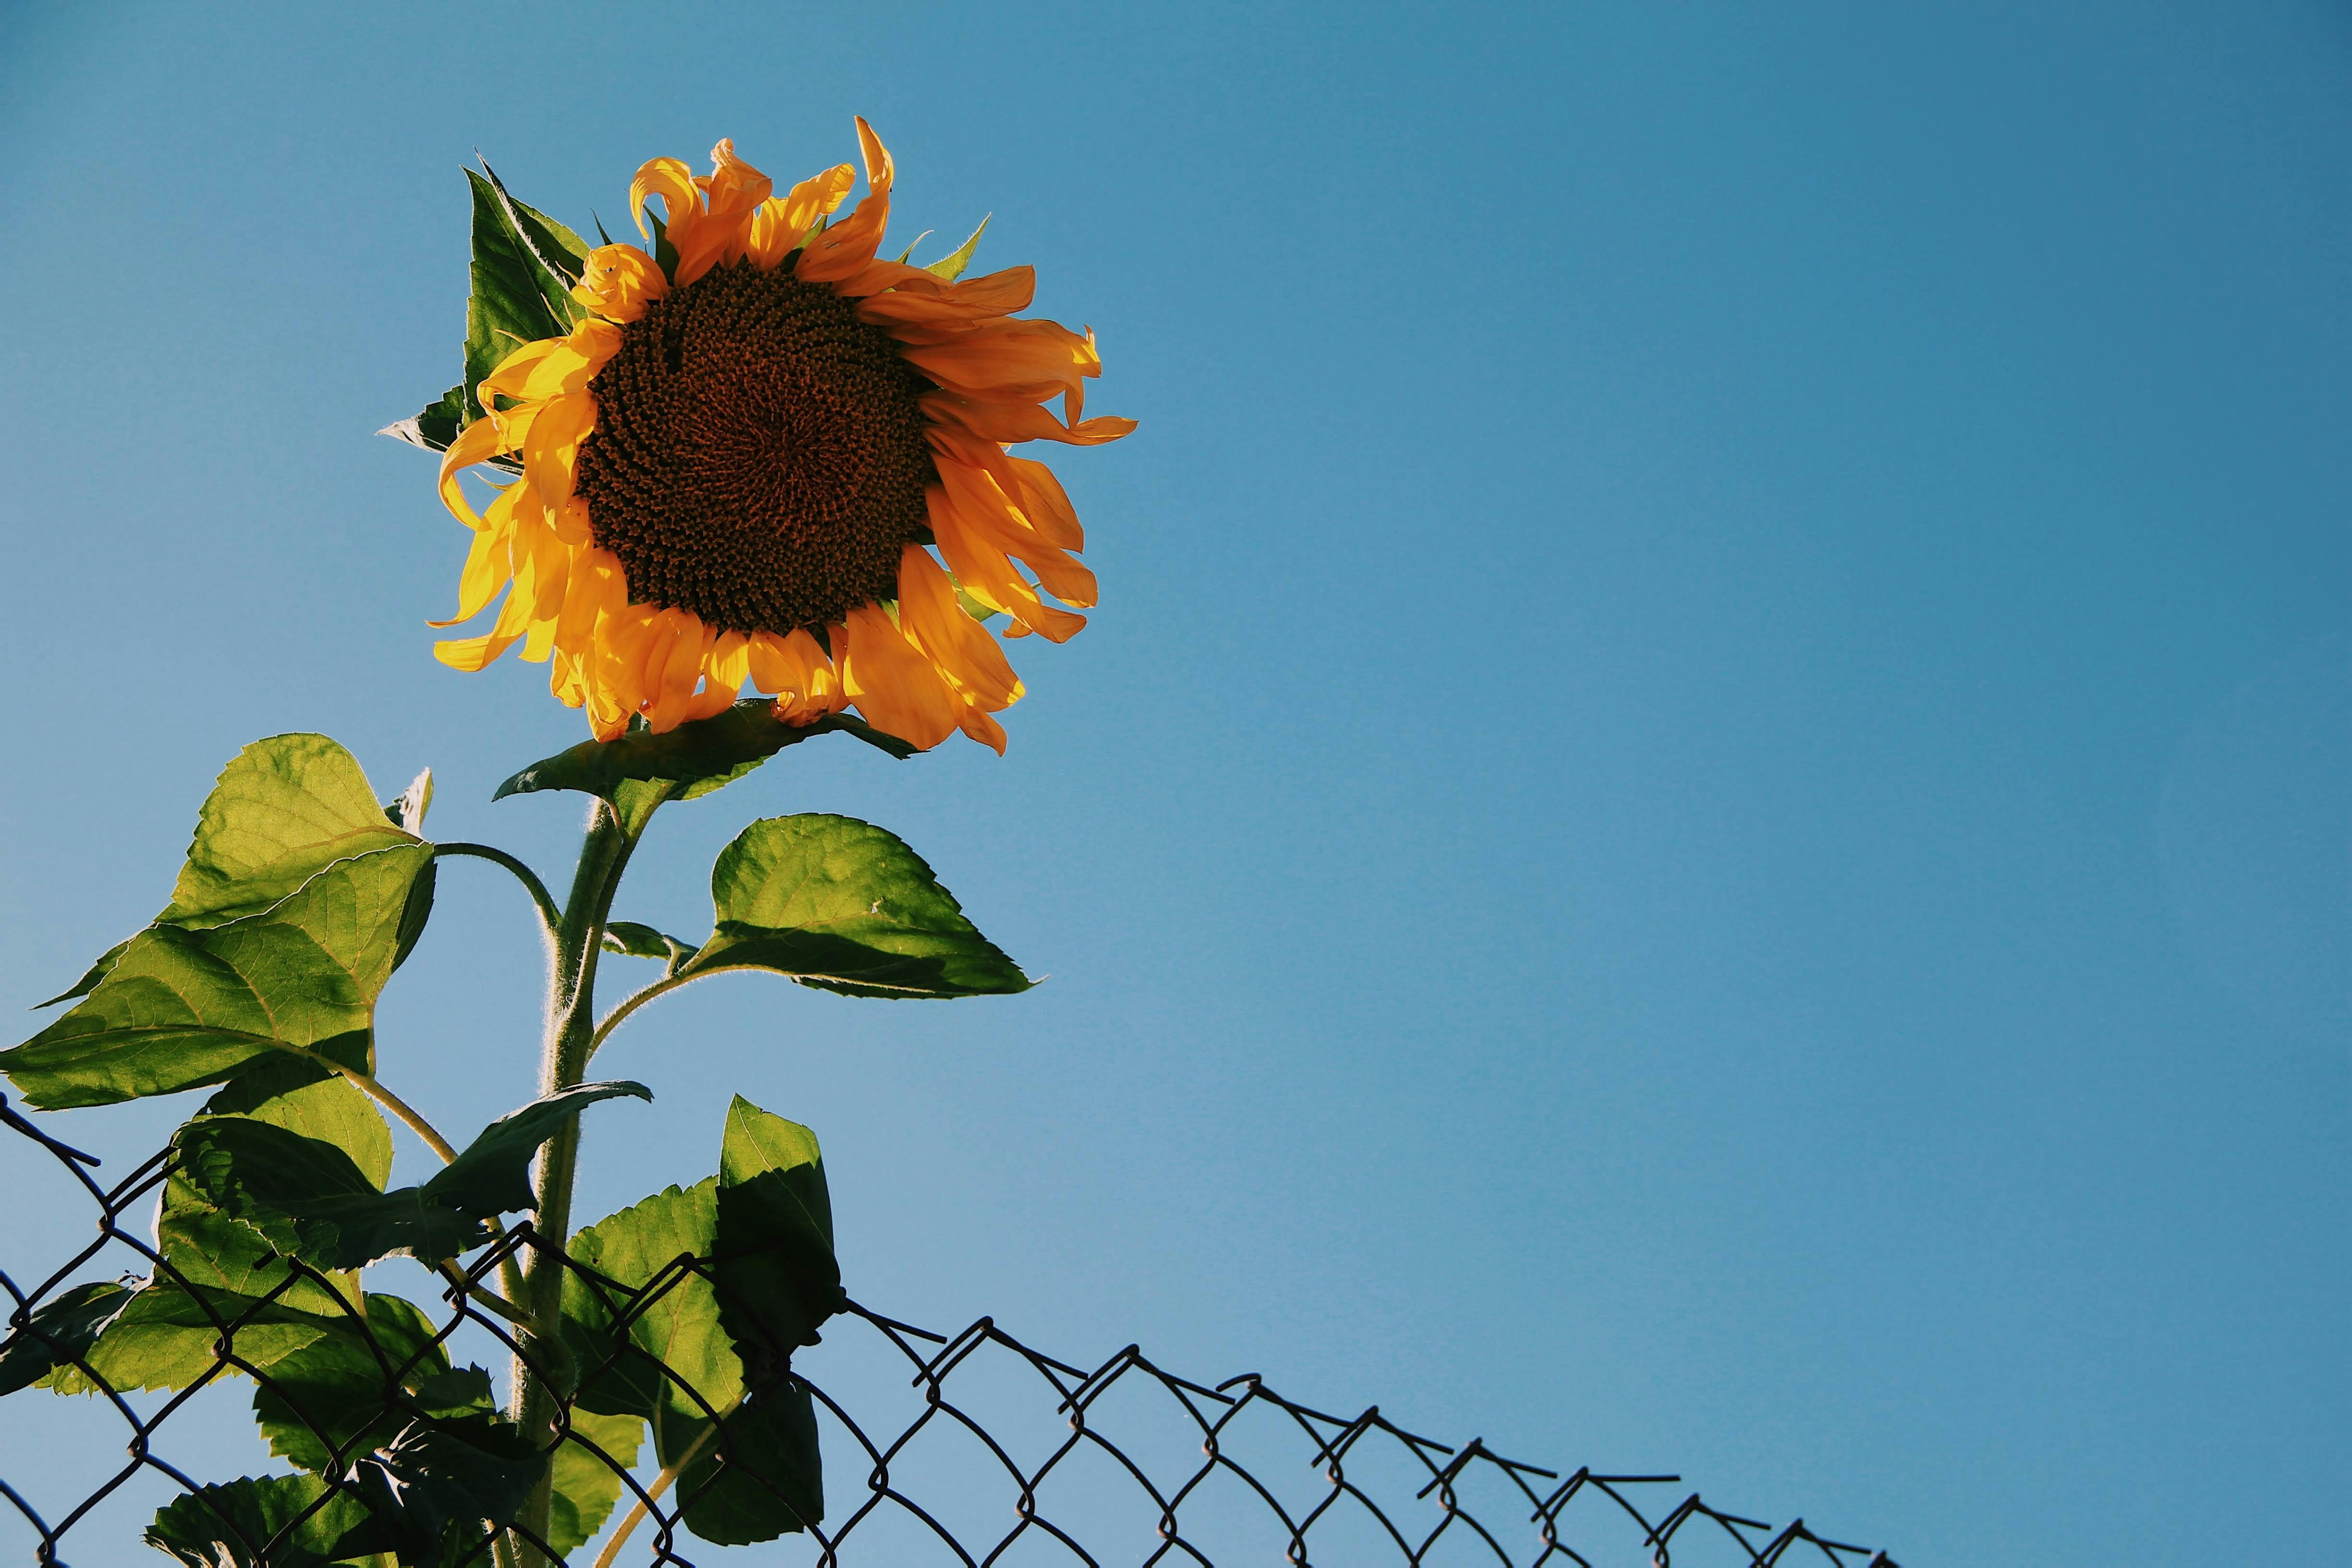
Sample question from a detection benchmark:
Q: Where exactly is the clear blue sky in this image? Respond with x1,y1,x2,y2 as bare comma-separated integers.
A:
1,3,2345,1563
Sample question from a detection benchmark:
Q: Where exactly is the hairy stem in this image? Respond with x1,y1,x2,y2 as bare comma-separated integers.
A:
509,790,666,1564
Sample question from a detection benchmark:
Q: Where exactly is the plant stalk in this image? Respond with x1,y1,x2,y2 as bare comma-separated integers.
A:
507,792,652,1565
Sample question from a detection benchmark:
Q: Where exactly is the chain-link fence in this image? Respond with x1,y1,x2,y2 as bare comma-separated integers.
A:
2,1095,1897,1568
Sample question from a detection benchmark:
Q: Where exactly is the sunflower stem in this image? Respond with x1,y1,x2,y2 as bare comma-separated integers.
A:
509,789,663,1566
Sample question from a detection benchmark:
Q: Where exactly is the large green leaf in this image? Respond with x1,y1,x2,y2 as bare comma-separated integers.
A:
494,700,915,807
201,1058,394,1189
461,165,589,421
559,1178,743,1462
547,1408,645,1557
713,1096,843,1372
174,1118,474,1271
47,1278,346,1395
179,1081,650,1270
145,1472,393,1568
681,815,1031,999
33,734,425,1011
0,843,430,1108
250,1293,454,1473
0,1281,133,1397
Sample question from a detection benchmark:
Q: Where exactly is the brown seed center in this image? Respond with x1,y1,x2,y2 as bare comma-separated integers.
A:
572,260,935,637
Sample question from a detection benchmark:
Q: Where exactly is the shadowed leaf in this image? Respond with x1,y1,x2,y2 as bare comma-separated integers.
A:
494,700,914,807
145,1472,393,1568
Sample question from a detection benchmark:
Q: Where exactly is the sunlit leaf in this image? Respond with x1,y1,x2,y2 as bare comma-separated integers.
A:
682,815,1031,999
0,844,430,1109
547,1408,645,1557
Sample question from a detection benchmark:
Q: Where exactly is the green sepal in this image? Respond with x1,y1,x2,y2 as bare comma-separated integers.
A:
379,381,466,457
144,1472,396,1568
460,164,589,421
681,814,1032,999
494,699,914,808
925,214,989,280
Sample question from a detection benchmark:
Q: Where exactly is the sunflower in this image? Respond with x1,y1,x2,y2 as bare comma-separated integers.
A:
429,120,1132,751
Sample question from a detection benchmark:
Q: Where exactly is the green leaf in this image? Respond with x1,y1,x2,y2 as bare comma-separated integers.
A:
0,1280,132,1396
547,1408,645,1557
249,1293,453,1473
174,1118,477,1271
0,843,430,1109
925,213,990,281
678,1386,825,1544
461,166,588,421
145,1472,392,1568
559,1178,744,1462
494,700,915,807
348,1413,546,1556
423,1079,652,1219
682,814,1032,999
164,734,424,930
48,1278,344,1395
201,1058,395,1188
179,1081,649,1270
713,1097,843,1371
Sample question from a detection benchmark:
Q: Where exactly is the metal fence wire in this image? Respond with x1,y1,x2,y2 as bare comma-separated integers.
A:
1,1096,1897,1568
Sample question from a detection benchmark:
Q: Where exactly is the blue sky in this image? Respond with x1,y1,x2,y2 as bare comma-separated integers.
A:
0,3,2345,1563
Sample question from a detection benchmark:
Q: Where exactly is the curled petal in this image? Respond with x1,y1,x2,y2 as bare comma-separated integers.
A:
921,391,1136,447
572,243,668,321
677,137,774,282
436,415,510,529
630,156,701,244
747,163,856,268
854,264,1036,325
794,117,896,283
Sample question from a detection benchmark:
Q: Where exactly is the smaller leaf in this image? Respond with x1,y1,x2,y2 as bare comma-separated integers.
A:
602,920,699,970
145,1473,392,1568
0,1281,133,1397
925,214,990,280
423,1079,652,1219
495,700,914,807
684,815,1032,999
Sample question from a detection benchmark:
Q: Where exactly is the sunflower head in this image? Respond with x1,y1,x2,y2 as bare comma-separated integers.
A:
416,121,1132,752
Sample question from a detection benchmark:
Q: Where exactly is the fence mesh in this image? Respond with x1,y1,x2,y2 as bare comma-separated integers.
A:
1,1094,1897,1568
